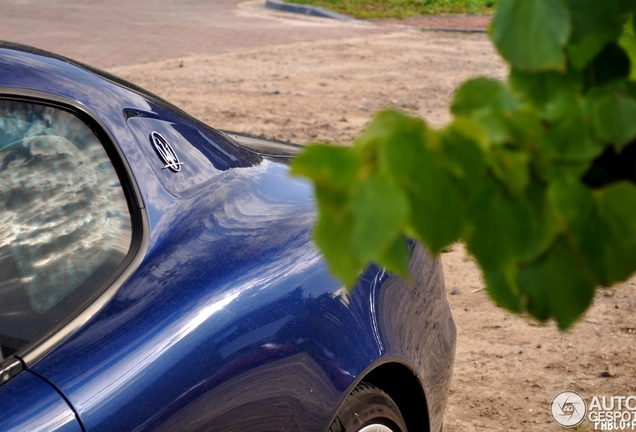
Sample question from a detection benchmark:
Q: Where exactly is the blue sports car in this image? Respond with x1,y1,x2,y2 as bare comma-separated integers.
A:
0,41,456,432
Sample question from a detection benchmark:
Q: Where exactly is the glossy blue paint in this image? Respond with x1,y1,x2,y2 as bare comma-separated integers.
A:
0,371,82,432
0,42,456,432
32,160,385,431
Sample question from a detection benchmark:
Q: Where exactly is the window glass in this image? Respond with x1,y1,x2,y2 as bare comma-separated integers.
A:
0,99,132,358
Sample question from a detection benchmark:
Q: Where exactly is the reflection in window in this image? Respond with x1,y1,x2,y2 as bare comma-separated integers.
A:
0,100,132,355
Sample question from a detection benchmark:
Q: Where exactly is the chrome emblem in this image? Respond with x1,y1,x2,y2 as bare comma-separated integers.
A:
151,132,183,172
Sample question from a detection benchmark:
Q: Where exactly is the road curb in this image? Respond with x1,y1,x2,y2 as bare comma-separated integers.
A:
421,26,486,33
265,0,355,21
264,1,489,32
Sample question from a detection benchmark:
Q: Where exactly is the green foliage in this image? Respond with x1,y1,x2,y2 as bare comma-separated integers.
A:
491,0,570,71
291,0,636,330
286,0,498,19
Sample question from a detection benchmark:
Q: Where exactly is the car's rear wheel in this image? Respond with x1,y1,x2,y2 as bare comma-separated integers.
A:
329,382,407,432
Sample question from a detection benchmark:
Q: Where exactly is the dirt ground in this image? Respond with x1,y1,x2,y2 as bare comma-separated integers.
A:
111,28,636,432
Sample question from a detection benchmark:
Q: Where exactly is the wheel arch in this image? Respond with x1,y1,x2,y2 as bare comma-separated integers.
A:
361,362,430,432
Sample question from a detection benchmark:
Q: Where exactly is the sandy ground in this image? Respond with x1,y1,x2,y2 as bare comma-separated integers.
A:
111,29,636,432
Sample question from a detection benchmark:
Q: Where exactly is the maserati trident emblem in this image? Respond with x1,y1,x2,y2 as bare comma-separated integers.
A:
151,132,183,172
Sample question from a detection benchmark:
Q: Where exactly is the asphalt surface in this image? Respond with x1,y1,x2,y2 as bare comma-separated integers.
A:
0,0,392,68
0,1,492,69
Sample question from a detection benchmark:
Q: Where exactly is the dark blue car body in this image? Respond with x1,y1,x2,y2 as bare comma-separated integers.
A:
0,42,455,432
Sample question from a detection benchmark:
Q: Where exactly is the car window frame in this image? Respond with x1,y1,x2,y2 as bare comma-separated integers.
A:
0,88,149,385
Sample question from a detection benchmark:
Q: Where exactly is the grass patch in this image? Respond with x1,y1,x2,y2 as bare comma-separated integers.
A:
285,0,498,19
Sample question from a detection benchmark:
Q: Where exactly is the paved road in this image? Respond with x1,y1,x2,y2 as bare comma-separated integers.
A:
0,0,390,68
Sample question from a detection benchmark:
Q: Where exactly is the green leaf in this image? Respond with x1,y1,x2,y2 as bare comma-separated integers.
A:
491,0,570,72
379,124,466,253
451,78,540,143
549,179,603,281
503,107,544,146
377,236,411,280
585,42,631,86
522,181,561,261
291,144,363,286
534,101,596,181
452,78,514,116
313,206,361,287
290,144,358,195
349,175,409,263
566,0,622,70
354,109,429,169
489,147,530,196
588,88,636,149
595,182,636,283
518,237,596,329
509,69,583,109
618,31,636,81
465,183,536,270
439,119,488,190
484,266,524,312
549,180,636,286
619,0,636,13
466,181,558,271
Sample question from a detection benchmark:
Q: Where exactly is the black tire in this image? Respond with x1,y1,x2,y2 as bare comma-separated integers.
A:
328,382,407,432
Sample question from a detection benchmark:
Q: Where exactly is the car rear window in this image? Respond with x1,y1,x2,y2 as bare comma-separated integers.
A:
0,99,132,359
